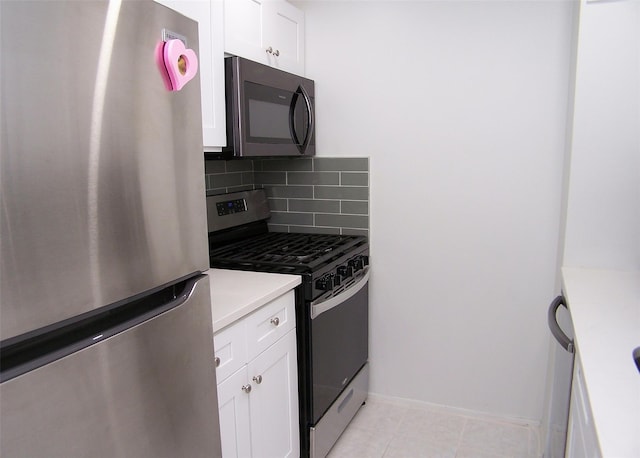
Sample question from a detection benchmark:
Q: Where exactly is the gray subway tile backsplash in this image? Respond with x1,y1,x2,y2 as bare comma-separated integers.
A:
341,201,369,215
286,225,342,235
314,186,369,201
341,172,369,186
225,159,254,172
257,158,313,172
267,198,288,211
288,171,340,186
254,171,287,185
265,185,314,199
314,157,369,171
209,172,242,189
269,211,314,226
205,157,369,236
289,199,340,214
315,214,368,229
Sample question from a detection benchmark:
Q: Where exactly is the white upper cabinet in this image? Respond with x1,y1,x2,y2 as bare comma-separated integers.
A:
223,0,305,75
154,0,227,149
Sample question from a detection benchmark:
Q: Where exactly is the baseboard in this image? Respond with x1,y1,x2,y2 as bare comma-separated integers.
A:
365,391,542,429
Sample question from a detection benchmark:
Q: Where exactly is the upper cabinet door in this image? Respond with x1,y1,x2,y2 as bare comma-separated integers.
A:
223,0,266,61
154,0,227,149
224,0,305,76
263,1,304,75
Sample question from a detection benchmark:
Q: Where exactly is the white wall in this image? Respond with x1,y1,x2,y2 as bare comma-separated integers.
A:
296,0,574,420
562,0,640,271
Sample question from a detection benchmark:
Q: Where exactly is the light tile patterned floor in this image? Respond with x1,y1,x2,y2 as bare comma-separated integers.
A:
326,397,541,458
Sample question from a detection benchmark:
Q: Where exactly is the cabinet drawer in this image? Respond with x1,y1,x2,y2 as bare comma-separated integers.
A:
245,290,295,360
214,319,248,383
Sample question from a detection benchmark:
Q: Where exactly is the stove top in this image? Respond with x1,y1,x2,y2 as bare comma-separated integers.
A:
209,232,367,274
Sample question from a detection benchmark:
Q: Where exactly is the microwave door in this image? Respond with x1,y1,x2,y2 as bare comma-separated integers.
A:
289,85,314,154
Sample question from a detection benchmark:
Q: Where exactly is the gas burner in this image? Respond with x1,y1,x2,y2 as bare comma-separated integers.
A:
209,232,366,272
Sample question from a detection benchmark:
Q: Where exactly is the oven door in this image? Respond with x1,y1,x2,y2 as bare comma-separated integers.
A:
309,270,369,424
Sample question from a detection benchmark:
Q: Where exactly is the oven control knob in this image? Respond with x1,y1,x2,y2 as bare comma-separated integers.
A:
337,265,353,279
315,275,334,291
349,257,364,272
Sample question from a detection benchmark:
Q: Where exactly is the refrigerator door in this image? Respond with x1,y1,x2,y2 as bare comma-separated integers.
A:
0,275,221,457
543,295,576,457
0,0,207,341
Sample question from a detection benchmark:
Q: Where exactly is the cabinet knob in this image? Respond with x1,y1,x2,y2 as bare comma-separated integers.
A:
266,46,273,54
214,356,220,367
241,384,252,394
273,49,280,57
253,375,263,384
270,317,280,326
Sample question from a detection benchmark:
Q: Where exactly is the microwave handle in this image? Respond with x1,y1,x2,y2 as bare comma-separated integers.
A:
290,85,314,154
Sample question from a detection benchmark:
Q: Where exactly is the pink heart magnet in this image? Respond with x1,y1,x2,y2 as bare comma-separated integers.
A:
160,39,198,91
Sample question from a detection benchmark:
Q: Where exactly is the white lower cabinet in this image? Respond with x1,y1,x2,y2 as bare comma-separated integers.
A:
214,291,299,458
218,366,252,458
566,354,601,458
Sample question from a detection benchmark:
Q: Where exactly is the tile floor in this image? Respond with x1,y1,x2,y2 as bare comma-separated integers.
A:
326,397,541,458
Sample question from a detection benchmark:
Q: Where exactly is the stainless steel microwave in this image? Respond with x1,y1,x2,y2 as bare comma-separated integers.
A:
220,56,315,158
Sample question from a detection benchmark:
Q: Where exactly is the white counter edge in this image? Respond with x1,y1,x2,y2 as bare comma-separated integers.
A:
206,269,302,333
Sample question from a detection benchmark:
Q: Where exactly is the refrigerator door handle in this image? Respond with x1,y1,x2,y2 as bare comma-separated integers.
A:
548,295,574,353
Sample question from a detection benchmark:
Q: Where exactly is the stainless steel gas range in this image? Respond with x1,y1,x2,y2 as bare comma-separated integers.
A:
207,189,370,458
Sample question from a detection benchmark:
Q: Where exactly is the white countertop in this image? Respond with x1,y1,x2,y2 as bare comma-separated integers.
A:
562,267,640,458
206,268,301,333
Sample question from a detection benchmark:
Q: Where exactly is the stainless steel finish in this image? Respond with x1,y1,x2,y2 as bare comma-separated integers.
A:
0,0,208,341
266,46,273,54
310,363,369,458
0,276,222,458
206,189,271,232
215,356,221,367
242,384,252,393
274,49,280,56
311,269,370,319
270,317,280,326
253,374,263,384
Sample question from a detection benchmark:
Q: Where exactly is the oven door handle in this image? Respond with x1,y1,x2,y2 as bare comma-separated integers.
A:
311,269,370,320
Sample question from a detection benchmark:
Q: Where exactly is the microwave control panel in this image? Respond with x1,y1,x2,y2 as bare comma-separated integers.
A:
216,198,247,216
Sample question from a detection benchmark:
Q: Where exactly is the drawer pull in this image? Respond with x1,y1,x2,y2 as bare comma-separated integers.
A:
253,375,263,384
214,356,220,367
270,317,280,326
241,384,252,394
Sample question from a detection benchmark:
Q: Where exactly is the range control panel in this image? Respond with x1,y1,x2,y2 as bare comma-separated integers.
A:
310,246,370,301
216,198,247,216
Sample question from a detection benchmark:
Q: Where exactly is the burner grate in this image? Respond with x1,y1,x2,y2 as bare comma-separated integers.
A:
209,232,366,271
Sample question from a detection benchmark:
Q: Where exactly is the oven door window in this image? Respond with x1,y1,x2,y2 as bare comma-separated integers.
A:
244,81,310,146
311,281,368,424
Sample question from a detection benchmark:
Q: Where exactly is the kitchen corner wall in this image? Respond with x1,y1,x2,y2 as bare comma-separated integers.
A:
296,0,574,423
205,157,369,236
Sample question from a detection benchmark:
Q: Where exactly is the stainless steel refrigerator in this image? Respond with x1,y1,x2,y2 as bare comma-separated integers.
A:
0,1,222,456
